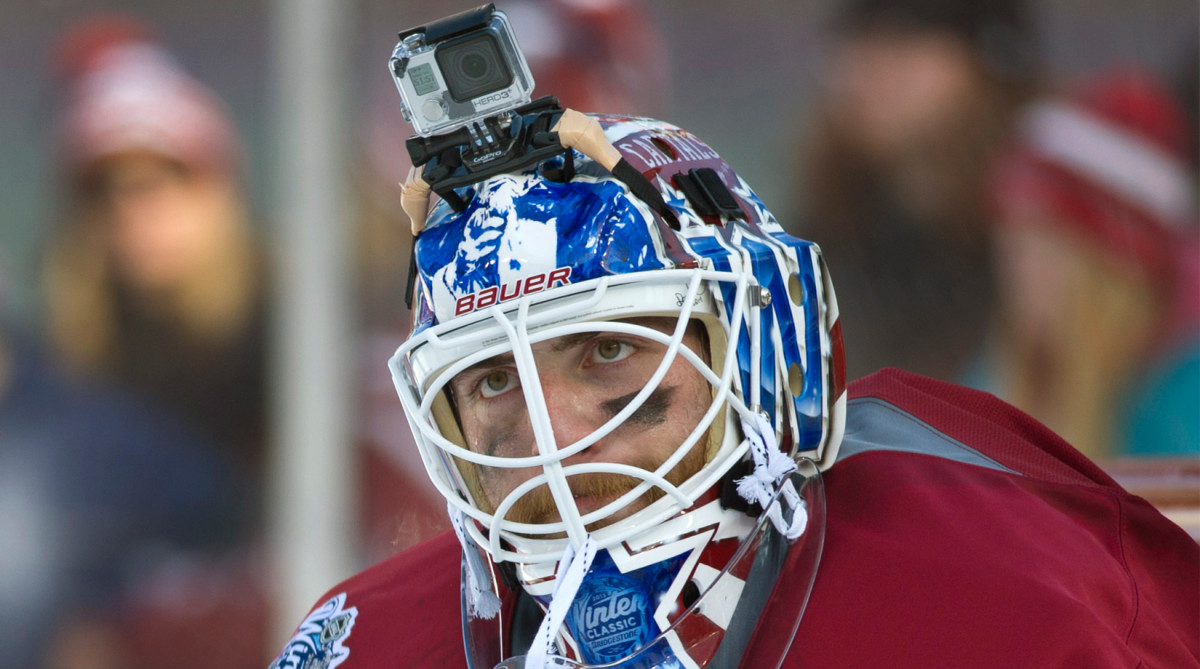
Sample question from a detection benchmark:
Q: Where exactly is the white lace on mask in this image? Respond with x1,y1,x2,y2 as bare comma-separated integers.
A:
735,413,808,540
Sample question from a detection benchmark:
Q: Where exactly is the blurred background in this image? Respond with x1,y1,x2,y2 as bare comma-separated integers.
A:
0,0,1195,667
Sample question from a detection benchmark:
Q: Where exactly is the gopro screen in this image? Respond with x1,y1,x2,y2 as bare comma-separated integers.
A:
410,63,439,96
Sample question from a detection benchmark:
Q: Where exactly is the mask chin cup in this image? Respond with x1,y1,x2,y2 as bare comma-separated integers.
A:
462,459,826,669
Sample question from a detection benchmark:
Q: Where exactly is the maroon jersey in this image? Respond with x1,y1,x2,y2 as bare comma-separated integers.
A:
270,369,1199,668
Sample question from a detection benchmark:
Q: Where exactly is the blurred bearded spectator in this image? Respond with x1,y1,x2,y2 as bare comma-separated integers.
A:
43,17,269,484
795,0,1038,382
979,69,1198,458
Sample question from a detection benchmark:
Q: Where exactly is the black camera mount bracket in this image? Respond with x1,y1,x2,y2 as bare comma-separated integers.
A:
404,97,679,232
404,96,574,212
400,101,685,307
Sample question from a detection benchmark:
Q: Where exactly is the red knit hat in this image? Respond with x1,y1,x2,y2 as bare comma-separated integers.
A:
991,69,1198,286
54,15,241,179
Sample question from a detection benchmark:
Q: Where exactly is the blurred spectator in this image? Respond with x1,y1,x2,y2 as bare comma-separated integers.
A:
795,0,1037,381
0,281,243,668
354,0,670,562
508,0,669,118
23,17,275,669
42,17,269,481
980,69,1199,458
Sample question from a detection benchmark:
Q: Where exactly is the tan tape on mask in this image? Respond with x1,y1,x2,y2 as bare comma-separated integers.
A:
400,166,432,236
551,108,623,171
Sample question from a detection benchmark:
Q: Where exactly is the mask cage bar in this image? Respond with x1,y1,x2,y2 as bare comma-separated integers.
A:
488,304,700,549
390,265,764,564
464,461,826,669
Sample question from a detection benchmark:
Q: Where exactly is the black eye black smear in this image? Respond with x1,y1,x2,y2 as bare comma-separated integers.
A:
601,386,676,426
484,430,513,458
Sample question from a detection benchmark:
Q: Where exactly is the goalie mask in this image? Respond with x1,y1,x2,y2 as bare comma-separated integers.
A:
390,115,846,668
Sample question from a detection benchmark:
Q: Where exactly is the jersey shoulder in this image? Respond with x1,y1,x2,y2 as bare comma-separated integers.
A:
841,367,1119,488
269,530,465,669
796,368,1200,668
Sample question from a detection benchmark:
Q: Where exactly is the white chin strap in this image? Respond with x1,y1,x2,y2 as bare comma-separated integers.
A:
735,413,809,540
452,502,600,668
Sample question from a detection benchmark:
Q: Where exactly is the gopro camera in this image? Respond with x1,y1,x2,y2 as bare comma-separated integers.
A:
390,4,535,137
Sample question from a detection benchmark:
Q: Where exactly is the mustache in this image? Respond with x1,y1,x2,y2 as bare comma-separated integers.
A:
500,436,706,528
504,472,649,527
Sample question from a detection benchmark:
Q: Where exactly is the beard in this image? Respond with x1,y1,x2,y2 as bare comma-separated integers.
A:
499,436,709,532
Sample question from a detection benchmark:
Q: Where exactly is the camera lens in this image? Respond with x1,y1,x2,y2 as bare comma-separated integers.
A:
461,53,488,80
436,33,513,103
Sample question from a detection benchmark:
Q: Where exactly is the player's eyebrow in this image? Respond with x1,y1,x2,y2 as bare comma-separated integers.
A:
546,332,597,352
457,351,516,381
459,332,604,377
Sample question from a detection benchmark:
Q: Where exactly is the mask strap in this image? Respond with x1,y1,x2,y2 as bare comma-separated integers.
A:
523,535,598,668
735,413,809,540
450,504,503,619
553,109,680,230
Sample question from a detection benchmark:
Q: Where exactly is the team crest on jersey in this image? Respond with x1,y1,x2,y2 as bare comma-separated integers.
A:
270,593,358,669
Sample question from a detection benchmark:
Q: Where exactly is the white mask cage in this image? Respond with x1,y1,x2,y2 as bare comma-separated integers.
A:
390,265,775,565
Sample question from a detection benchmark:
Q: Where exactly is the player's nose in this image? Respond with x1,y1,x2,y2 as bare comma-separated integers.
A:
537,370,606,455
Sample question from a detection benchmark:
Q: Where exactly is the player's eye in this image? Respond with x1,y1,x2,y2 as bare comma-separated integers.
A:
591,339,635,364
480,370,518,398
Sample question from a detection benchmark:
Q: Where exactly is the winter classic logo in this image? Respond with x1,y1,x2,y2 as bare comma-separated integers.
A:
569,575,654,664
270,593,358,669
